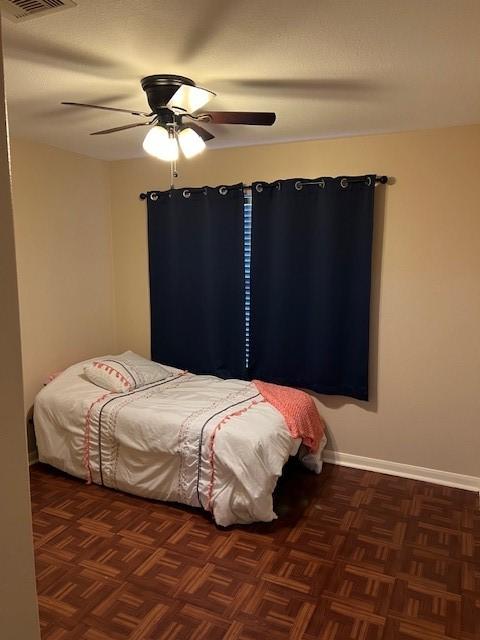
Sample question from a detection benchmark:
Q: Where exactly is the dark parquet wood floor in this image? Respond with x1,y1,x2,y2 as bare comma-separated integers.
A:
30,461,480,640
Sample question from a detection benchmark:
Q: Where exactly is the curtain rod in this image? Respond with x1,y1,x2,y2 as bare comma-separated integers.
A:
139,175,388,200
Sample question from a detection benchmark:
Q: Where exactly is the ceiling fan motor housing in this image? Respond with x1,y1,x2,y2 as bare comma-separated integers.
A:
141,75,195,112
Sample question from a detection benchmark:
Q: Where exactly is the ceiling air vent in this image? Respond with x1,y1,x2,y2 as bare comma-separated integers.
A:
0,0,77,22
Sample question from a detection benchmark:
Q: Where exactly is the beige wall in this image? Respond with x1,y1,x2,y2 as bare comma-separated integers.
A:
10,138,116,448
109,125,480,478
0,24,40,640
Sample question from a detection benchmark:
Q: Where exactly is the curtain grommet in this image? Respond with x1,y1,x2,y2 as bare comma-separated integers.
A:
255,184,263,193
150,192,158,201
319,179,325,189
340,178,348,189
295,181,303,191
219,186,228,195
203,188,208,195
183,189,191,198
275,182,281,191
365,176,372,187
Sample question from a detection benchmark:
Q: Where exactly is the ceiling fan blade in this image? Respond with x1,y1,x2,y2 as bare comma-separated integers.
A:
62,102,152,117
198,111,276,126
213,78,377,100
168,84,216,113
185,123,215,141
90,122,151,136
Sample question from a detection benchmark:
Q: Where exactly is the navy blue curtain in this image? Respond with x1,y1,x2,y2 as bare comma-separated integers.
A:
249,176,375,400
147,184,246,379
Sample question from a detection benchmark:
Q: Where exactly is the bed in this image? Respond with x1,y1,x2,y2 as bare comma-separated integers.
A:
34,354,326,526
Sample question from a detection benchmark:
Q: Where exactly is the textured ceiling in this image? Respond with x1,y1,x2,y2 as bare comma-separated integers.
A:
2,0,480,160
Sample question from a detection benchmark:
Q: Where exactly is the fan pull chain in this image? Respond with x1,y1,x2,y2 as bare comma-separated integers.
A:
170,158,179,189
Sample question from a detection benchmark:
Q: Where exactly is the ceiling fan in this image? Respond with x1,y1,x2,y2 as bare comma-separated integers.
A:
62,74,276,161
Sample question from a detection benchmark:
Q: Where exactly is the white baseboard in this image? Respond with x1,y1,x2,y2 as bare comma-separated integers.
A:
28,450,38,466
323,449,480,494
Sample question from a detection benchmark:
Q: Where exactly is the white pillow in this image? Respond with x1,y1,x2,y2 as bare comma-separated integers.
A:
83,351,174,393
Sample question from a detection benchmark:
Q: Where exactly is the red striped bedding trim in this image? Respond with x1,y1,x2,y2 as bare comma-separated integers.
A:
206,397,266,513
92,361,132,390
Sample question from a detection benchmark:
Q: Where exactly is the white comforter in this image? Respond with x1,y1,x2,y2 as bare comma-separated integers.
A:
34,359,326,526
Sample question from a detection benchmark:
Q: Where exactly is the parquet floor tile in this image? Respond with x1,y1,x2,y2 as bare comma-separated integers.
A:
338,530,399,574
323,561,395,616
30,460,480,639
303,595,386,640
262,548,334,597
388,578,462,637
37,567,123,631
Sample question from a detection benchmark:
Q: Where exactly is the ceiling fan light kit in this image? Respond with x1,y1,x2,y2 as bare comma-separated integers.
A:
178,127,206,158
142,126,179,162
142,123,206,162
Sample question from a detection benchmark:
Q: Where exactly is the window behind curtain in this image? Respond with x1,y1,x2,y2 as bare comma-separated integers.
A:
243,187,252,370
147,178,375,399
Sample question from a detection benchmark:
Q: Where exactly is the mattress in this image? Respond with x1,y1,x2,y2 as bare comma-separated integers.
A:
34,358,326,526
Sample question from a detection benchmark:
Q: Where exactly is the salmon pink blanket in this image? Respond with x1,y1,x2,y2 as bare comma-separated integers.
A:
253,380,325,452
